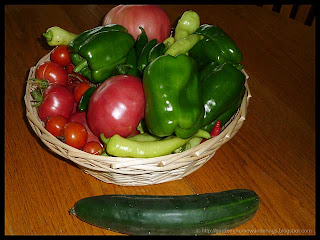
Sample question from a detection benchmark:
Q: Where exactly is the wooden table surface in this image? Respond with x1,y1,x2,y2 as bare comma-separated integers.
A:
5,5,315,236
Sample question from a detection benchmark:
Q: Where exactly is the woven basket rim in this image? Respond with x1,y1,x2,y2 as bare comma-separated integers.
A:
24,50,251,185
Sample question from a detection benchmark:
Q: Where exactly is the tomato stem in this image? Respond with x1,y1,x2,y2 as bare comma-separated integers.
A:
29,78,49,90
31,89,44,107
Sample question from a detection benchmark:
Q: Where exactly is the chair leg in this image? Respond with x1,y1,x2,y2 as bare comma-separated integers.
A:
305,5,315,26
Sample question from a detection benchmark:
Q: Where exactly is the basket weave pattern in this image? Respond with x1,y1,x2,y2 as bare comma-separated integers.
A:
24,52,251,186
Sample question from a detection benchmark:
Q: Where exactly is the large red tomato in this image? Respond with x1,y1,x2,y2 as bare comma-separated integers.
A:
103,5,171,42
87,75,145,138
38,84,74,122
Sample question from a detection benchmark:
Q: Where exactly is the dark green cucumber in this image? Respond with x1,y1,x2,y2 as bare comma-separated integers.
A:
69,189,259,235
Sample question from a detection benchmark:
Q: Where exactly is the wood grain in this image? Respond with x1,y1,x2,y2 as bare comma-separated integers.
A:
5,5,315,235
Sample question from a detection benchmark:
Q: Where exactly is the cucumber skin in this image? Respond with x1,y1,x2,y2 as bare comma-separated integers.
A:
70,189,259,235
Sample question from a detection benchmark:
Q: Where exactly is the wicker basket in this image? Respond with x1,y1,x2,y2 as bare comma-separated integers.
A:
24,51,251,186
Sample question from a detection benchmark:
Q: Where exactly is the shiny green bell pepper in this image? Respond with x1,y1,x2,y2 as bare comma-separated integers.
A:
200,62,246,128
189,24,243,70
143,54,204,139
201,85,246,133
68,24,135,83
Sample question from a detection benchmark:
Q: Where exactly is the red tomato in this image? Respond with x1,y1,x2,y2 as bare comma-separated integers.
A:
59,122,88,149
36,61,68,86
87,75,145,138
38,84,74,122
103,5,171,42
73,82,91,103
83,141,103,155
50,46,71,66
69,112,101,144
45,115,68,137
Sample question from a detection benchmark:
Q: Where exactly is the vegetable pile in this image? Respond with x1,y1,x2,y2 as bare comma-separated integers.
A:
30,5,246,158
31,6,259,236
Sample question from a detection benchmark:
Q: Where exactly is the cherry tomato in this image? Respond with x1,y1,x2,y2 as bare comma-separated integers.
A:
103,5,171,42
83,141,103,155
36,61,68,86
73,82,91,103
69,112,101,144
50,46,71,66
45,115,68,137
38,84,74,122
87,75,145,138
59,122,88,149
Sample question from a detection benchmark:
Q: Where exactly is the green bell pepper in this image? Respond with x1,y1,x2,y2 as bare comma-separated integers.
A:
111,48,139,77
201,85,246,133
200,62,246,128
68,24,135,83
189,24,243,70
143,54,204,139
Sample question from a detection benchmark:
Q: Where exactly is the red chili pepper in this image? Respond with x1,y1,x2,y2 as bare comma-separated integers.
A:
201,120,221,143
66,63,90,91
66,63,75,74
66,63,90,83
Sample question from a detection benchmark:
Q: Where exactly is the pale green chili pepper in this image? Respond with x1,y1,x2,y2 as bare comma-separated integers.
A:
105,129,210,158
163,36,175,49
165,34,203,56
173,137,203,153
128,133,161,142
43,26,78,46
174,10,200,41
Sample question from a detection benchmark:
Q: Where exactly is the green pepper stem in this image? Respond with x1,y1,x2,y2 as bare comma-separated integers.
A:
100,133,110,145
43,31,52,42
73,59,88,73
